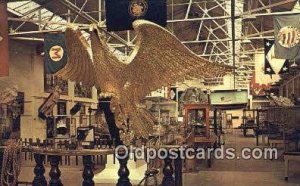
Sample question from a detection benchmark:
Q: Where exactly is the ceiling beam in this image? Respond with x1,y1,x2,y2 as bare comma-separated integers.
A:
245,0,297,14
57,0,131,47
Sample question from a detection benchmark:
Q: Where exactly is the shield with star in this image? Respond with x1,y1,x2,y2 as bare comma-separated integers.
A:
264,39,289,75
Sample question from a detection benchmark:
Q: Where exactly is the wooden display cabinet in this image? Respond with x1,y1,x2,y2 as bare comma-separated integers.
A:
184,104,211,143
184,104,215,171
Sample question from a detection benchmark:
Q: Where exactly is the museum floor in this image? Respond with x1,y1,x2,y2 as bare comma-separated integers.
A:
18,130,300,186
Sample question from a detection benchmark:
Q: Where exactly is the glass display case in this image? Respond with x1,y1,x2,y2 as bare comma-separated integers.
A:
184,104,210,141
46,116,71,139
187,109,206,136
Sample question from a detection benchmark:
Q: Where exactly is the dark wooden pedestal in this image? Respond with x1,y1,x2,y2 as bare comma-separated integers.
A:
32,154,47,186
162,157,175,186
117,154,132,186
49,155,63,186
82,155,95,186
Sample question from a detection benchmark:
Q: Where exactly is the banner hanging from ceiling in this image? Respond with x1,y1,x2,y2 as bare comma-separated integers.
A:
105,0,167,31
44,33,68,74
274,14,300,59
253,52,280,94
264,39,289,75
210,90,248,105
250,72,270,96
35,0,53,4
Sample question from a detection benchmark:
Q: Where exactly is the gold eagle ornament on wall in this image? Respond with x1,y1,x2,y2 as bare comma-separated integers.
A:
56,20,232,143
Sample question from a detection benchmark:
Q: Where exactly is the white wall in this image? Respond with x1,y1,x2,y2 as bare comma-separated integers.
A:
225,109,243,128
0,41,98,141
210,75,235,91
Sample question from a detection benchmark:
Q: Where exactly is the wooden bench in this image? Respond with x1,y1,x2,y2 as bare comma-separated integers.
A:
284,152,300,181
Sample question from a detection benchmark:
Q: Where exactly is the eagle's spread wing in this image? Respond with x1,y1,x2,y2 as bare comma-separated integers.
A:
56,28,96,87
90,29,155,138
124,20,232,102
90,30,127,96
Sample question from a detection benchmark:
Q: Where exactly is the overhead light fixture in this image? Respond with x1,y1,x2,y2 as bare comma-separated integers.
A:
241,38,251,44
240,54,248,59
237,65,246,70
291,60,298,67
